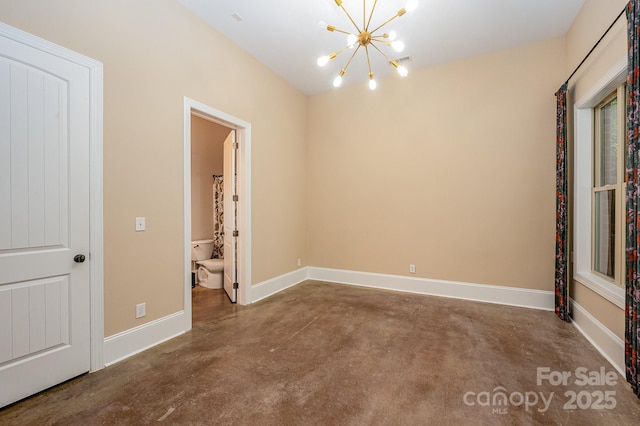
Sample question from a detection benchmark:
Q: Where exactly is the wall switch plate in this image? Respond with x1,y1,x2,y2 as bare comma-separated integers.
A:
135,217,145,231
297,258,301,267
409,264,416,274
136,303,146,318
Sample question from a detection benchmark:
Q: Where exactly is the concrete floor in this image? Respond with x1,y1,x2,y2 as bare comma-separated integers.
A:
1,280,640,425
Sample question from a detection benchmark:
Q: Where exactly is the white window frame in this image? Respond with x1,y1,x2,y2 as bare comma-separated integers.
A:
574,57,627,309
592,86,625,284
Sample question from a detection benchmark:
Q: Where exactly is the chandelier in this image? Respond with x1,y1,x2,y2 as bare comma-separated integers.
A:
317,0,418,90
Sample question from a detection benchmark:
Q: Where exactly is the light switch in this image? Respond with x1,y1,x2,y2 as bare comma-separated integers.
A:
136,217,145,231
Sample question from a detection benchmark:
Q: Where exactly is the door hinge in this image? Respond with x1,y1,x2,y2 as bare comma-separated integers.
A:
233,230,239,237
233,282,239,289
232,195,239,202
233,142,239,149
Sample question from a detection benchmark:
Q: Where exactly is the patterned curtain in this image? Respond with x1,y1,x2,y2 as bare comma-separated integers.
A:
554,82,570,322
212,175,224,259
626,0,640,399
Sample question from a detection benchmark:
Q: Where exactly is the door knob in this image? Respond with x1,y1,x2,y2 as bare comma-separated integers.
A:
74,254,86,263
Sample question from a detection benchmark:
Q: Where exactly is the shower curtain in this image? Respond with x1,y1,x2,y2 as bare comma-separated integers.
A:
212,175,224,259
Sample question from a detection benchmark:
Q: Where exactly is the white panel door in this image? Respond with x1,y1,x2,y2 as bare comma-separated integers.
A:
0,29,91,407
223,131,237,302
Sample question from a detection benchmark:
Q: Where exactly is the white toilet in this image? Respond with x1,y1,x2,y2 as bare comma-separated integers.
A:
191,239,224,289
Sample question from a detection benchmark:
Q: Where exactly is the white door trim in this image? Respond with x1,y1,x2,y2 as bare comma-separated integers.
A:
183,97,252,330
0,22,104,371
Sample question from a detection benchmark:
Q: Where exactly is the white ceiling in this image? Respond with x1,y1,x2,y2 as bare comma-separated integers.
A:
177,0,585,95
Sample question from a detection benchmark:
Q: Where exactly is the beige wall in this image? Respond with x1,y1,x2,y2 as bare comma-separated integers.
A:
0,0,308,337
190,116,229,241
307,37,565,290
565,0,628,339
566,0,628,77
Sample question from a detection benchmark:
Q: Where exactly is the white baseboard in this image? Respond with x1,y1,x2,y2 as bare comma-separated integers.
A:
307,267,555,311
98,268,557,366
251,267,309,303
103,311,187,367
570,299,625,376
102,270,622,376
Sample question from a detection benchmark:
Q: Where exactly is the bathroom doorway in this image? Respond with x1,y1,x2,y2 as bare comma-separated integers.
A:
190,117,233,298
183,98,252,331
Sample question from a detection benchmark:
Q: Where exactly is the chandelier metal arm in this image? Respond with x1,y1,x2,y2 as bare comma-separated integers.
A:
370,41,405,75
370,36,391,45
333,43,355,59
365,45,373,76
328,26,355,36
369,40,395,63
369,9,406,35
365,0,379,31
363,0,366,28
336,3,362,34
342,44,362,75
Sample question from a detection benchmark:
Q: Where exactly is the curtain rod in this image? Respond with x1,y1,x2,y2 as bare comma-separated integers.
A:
563,6,626,86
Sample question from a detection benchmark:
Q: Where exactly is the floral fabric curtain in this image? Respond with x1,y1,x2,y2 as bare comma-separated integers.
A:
212,175,224,259
626,0,640,399
555,82,570,322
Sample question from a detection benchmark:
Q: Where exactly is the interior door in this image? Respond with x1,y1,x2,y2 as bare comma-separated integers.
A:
223,130,237,302
0,28,91,407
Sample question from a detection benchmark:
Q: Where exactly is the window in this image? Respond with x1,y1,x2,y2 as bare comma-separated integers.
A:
574,61,626,308
592,85,626,286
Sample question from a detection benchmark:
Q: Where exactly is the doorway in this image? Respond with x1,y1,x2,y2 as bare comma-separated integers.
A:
183,98,251,331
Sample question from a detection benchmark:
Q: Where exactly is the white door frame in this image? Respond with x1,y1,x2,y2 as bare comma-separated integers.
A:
183,97,252,328
0,22,104,372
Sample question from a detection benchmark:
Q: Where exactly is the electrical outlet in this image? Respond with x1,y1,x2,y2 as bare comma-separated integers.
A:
136,303,146,318
409,264,416,274
135,217,145,232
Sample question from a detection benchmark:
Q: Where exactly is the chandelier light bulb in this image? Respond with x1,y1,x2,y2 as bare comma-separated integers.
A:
347,34,358,47
319,21,327,29
392,41,405,52
317,55,330,66
369,77,377,91
406,0,419,13
334,69,346,87
397,65,408,77
388,31,397,41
